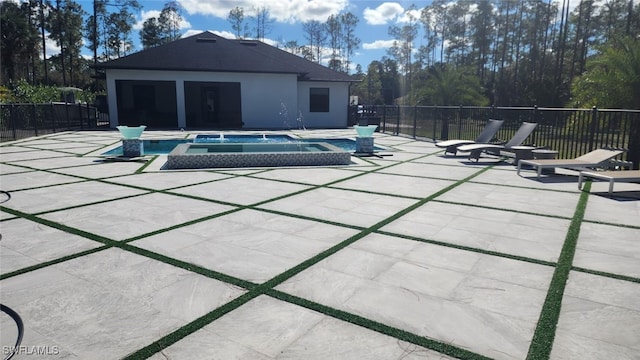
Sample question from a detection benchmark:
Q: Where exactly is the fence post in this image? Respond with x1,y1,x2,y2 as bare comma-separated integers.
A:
10,104,17,141
382,106,387,132
532,105,539,145
413,105,417,138
32,103,38,136
78,103,83,130
65,102,71,128
49,103,56,132
395,105,400,135
456,105,463,139
440,107,449,140
50,103,57,131
589,106,598,152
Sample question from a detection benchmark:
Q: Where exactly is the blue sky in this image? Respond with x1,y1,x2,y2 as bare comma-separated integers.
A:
62,0,579,72
91,0,436,72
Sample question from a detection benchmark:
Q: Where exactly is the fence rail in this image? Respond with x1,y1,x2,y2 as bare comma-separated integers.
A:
350,105,640,169
1,103,109,142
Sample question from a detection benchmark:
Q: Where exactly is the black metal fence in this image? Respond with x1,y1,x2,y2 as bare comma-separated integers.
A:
350,105,640,169
0,103,110,142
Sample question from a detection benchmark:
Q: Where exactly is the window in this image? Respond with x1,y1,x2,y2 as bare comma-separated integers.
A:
310,88,329,112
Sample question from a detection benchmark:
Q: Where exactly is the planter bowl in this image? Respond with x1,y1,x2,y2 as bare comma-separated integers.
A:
354,125,378,137
117,125,146,139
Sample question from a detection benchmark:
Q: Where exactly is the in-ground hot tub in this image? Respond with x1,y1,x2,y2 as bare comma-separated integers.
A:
165,142,352,169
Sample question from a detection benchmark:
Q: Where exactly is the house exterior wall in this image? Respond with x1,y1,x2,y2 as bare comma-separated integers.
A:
296,81,350,128
106,69,347,129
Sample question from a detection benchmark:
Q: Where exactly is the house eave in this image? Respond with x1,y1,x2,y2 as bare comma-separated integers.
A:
101,67,357,82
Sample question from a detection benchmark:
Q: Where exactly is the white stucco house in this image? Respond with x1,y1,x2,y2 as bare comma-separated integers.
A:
97,31,357,129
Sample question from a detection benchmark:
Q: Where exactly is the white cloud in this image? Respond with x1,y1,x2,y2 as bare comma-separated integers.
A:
134,9,192,31
397,8,422,24
363,2,404,25
211,30,238,39
43,36,60,58
178,0,348,23
134,10,161,30
182,29,207,38
362,39,396,50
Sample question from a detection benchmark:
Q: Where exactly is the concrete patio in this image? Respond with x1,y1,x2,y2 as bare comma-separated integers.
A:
1,129,638,360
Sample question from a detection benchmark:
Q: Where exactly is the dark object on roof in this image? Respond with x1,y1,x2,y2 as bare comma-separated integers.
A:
97,31,355,82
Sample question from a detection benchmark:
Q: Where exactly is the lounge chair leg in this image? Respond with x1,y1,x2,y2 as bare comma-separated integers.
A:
517,160,522,175
469,150,481,162
578,173,584,190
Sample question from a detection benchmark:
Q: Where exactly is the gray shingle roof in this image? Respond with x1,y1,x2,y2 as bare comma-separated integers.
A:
98,31,355,82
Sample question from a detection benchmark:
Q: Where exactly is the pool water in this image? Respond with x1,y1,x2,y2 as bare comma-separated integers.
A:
102,139,190,156
185,143,332,153
103,134,382,156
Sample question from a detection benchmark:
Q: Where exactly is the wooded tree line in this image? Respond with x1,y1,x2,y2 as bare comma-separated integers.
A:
225,6,361,74
1,0,639,109
352,0,640,108
0,0,180,90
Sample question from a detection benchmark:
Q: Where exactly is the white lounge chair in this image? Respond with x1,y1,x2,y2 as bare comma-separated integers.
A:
457,122,538,161
435,119,504,155
517,149,624,178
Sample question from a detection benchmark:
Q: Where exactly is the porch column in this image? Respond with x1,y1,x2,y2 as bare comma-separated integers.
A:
107,76,118,128
175,79,186,129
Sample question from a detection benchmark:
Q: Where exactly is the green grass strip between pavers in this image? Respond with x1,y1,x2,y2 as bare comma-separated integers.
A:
134,155,158,173
120,243,257,290
526,181,591,360
266,289,493,360
571,266,640,284
124,291,261,359
376,229,557,268
0,246,110,280
124,165,494,360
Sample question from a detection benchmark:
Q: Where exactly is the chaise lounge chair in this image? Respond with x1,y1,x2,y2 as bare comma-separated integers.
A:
517,148,624,178
457,122,538,161
578,169,640,193
435,119,504,155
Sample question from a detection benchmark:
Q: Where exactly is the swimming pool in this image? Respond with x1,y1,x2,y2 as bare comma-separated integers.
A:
102,134,382,156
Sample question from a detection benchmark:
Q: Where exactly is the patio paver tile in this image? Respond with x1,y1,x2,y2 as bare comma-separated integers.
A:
1,129,637,360
381,201,569,262
331,172,456,198
0,170,84,192
258,187,418,228
583,193,640,227
104,171,233,190
1,248,247,359
277,234,553,360
436,181,580,218
40,192,236,241
4,181,147,214
555,295,640,353
0,218,103,274
573,222,640,278
168,176,312,206
550,330,639,360
377,161,481,180
251,167,362,185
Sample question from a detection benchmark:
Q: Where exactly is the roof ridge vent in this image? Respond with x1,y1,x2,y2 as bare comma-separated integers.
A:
197,38,216,42
239,40,258,46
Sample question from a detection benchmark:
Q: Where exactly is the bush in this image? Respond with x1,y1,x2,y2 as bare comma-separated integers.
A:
0,86,15,103
5,79,97,104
